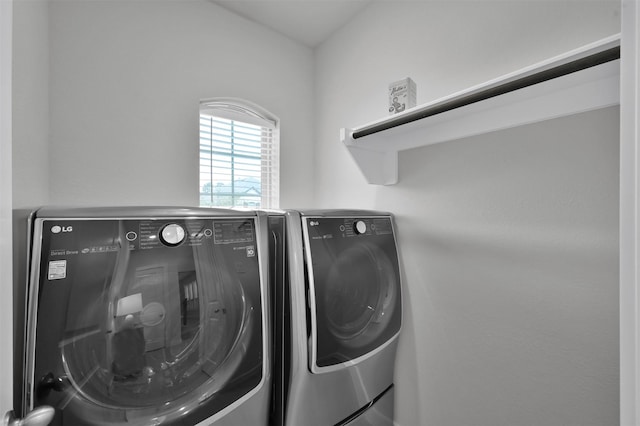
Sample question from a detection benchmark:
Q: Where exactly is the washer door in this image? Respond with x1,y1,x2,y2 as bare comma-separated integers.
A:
324,242,397,345
27,218,264,425
304,217,402,371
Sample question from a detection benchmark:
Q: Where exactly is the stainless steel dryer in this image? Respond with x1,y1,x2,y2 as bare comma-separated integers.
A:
269,210,402,426
13,207,271,426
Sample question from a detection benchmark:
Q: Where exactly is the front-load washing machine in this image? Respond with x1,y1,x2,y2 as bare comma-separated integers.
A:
13,207,271,426
269,210,402,426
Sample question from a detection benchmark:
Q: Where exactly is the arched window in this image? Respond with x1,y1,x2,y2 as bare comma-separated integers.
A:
199,98,279,209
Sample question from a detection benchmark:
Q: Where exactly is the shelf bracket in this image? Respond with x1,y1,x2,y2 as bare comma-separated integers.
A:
342,128,398,185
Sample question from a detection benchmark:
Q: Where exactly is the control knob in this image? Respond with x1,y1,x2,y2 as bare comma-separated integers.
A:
354,220,367,235
160,223,186,246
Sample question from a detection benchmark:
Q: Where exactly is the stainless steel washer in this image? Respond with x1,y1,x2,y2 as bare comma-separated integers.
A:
14,207,271,426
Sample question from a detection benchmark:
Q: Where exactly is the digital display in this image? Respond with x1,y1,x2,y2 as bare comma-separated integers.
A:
214,220,254,244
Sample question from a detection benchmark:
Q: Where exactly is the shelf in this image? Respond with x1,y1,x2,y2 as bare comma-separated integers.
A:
341,35,621,185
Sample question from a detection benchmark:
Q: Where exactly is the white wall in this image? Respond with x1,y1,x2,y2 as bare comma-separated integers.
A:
47,0,315,208
393,107,620,426
1,0,14,417
315,2,621,425
620,1,640,423
13,0,49,209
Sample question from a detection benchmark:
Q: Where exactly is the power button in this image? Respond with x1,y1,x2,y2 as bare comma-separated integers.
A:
354,220,367,235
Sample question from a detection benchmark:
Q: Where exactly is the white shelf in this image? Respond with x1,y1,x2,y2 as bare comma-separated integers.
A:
341,35,621,185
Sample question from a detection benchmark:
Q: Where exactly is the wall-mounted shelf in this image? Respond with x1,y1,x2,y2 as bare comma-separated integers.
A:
341,34,621,185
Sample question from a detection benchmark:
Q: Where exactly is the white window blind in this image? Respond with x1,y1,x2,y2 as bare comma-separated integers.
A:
199,98,279,209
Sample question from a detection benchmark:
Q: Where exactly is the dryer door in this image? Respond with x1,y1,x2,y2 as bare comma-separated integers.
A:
303,216,402,372
24,217,265,425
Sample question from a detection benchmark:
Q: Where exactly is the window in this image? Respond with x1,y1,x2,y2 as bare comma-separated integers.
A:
199,98,279,209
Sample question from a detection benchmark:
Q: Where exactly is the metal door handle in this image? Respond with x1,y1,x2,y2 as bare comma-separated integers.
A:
3,406,55,426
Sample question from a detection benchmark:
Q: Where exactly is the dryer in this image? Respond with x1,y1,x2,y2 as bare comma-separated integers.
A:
13,207,271,426
269,210,402,426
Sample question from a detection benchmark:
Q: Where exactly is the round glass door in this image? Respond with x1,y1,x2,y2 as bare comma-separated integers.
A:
324,242,397,346
305,216,402,369
30,218,264,425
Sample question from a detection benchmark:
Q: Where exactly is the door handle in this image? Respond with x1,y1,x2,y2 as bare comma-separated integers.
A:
36,373,67,400
3,406,54,426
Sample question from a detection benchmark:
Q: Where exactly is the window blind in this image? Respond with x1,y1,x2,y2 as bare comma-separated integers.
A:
199,99,279,209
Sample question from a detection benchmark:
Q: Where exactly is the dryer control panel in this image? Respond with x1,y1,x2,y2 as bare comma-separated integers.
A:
308,217,394,239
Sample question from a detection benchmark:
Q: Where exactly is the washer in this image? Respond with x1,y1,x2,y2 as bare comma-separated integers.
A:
269,210,402,426
14,207,271,426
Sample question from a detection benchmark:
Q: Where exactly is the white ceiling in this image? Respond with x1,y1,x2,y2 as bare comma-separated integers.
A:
211,0,372,47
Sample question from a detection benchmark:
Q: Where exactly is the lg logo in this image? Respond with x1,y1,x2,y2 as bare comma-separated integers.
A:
51,225,73,234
